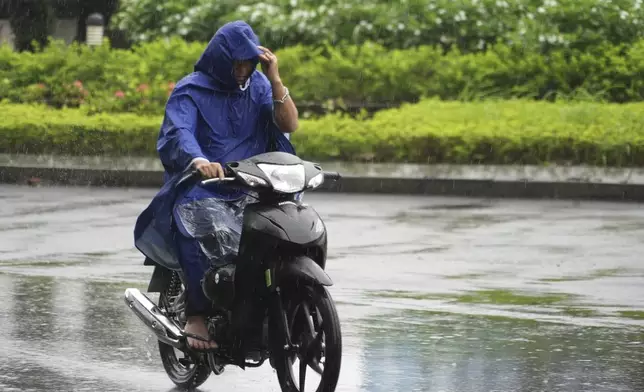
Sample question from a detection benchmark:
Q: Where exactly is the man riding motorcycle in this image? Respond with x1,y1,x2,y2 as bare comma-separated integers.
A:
133,21,299,351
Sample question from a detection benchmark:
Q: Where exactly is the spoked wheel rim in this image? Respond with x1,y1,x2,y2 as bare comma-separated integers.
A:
157,274,207,383
288,301,326,391
279,287,341,392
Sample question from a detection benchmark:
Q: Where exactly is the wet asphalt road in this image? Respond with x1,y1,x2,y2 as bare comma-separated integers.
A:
0,184,643,392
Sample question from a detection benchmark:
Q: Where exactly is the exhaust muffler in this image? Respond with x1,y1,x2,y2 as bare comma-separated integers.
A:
124,288,185,349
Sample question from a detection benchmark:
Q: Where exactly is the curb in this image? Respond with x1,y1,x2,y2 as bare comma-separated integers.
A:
1,166,644,201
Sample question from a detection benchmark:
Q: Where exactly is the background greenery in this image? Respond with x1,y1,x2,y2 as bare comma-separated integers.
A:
111,0,644,53
3,37,644,116
3,0,644,166
3,100,642,166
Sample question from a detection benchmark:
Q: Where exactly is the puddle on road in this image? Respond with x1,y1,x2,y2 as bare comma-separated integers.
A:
539,267,643,283
417,202,494,211
334,242,450,257
0,250,132,270
0,221,50,232
443,272,488,280
597,221,644,232
619,311,644,320
358,309,644,392
390,211,515,229
0,259,85,268
367,288,644,327
370,288,577,306
0,273,642,392
456,289,576,306
0,198,135,218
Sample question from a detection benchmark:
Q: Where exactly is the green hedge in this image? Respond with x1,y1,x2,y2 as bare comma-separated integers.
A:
2,100,644,166
5,37,644,116
112,0,644,52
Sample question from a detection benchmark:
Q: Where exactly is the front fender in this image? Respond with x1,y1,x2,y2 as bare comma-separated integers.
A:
276,256,333,287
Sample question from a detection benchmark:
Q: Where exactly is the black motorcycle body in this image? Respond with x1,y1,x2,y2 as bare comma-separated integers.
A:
124,151,342,392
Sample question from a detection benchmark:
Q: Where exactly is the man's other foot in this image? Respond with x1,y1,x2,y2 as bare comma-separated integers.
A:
184,315,218,350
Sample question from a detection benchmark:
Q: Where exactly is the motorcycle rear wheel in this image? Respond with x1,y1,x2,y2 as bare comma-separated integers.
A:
274,285,342,392
157,271,211,389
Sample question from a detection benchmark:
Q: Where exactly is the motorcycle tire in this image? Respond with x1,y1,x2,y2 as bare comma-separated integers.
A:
273,285,342,392
157,271,211,389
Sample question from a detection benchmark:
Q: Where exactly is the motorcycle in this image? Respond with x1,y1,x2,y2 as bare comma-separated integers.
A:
124,151,342,392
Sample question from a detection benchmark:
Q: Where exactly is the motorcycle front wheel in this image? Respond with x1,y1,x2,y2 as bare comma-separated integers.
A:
273,285,343,392
157,271,211,389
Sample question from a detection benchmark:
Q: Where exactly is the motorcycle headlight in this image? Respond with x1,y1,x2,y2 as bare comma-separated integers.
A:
257,163,306,193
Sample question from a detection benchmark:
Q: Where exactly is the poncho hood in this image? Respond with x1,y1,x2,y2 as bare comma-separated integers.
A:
194,20,263,91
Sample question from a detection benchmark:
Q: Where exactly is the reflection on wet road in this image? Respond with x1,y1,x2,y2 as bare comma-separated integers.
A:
0,185,643,391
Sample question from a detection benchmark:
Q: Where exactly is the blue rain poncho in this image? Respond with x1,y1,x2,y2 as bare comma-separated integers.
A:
133,21,296,271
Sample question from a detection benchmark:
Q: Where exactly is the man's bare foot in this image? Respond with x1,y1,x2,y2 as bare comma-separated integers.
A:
184,315,217,350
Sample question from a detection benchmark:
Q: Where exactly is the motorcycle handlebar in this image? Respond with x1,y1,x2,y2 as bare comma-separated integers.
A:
323,171,341,181
176,170,230,187
200,172,341,186
177,169,342,188
200,177,235,186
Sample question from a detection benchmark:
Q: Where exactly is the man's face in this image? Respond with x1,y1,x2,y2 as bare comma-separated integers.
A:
233,60,254,85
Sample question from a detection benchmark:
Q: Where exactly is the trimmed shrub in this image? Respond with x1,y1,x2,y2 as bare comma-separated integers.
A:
4,38,644,116
2,99,644,166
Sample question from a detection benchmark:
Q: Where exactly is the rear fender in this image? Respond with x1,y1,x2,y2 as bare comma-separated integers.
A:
147,265,174,293
276,256,332,287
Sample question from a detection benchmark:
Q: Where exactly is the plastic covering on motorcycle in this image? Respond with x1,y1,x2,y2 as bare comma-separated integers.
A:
174,195,255,265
